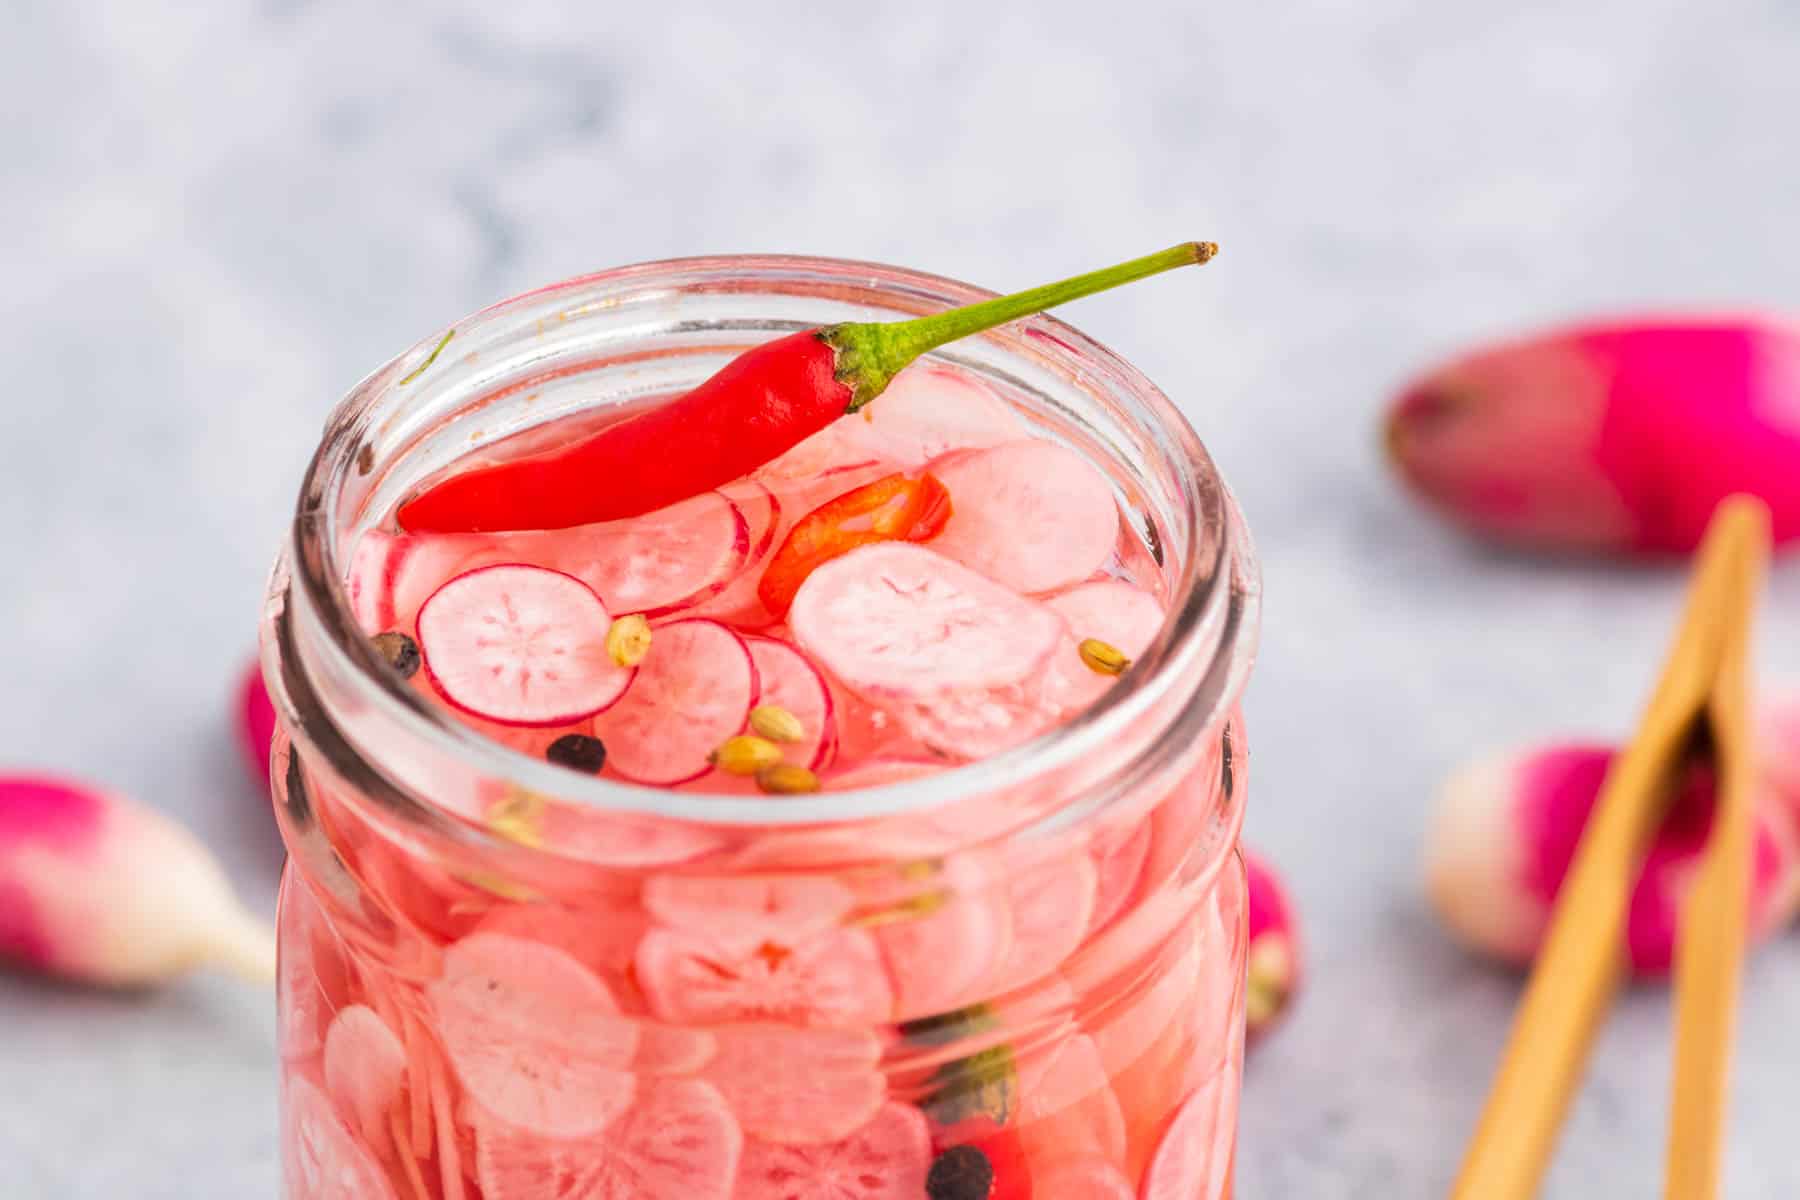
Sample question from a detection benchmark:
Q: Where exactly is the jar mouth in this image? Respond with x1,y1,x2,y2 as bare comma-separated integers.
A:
278,253,1259,828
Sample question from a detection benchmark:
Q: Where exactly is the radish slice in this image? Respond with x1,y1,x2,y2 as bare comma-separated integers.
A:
323,1005,408,1147
1088,819,1154,934
426,933,638,1139
555,490,749,617
238,660,276,788
417,564,633,727
705,1025,886,1145
475,1079,743,1200
746,638,837,770
686,481,783,626
636,1024,718,1077
1042,580,1167,712
736,1102,931,1200
591,619,757,785
284,1075,399,1200
1016,1033,1127,1173
344,529,398,632
835,363,1027,468
791,544,1066,696
986,850,1098,995
643,874,856,954
1142,1066,1237,1200
635,921,893,1028
872,855,1007,1022
928,440,1122,594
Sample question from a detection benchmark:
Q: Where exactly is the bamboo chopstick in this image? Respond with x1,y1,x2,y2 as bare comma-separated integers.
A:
1663,500,1768,1200
1450,497,1770,1200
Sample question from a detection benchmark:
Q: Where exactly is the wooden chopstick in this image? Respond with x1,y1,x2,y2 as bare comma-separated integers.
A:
1663,499,1768,1200
1450,498,1770,1200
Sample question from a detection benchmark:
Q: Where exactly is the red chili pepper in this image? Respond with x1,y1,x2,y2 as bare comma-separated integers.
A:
930,1117,1033,1200
397,243,1217,533
756,471,952,617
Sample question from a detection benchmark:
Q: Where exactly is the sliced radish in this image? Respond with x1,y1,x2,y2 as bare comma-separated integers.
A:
642,873,856,955
344,529,399,632
835,363,1028,468
1016,1033,1127,1175
706,1024,886,1146
887,683,1063,761
636,1023,718,1077
284,1074,399,1200
791,543,1066,696
986,850,1098,995
736,1102,931,1200
417,564,633,727
390,532,513,634
871,855,1007,1022
746,637,837,770
1142,1066,1237,1200
323,1005,408,1147
554,490,749,617
685,481,783,626
1042,579,1167,713
591,619,757,785
237,660,277,788
1037,1156,1135,1198
471,900,648,981
928,440,1122,594
635,922,893,1028
427,933,638,1138
475,1079,743,1200
1088,819,1154,935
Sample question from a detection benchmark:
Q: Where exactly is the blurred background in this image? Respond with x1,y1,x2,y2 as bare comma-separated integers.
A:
4,1,1799,1195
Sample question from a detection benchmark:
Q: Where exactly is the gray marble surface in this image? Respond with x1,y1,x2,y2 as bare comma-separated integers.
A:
4,1,1800,1195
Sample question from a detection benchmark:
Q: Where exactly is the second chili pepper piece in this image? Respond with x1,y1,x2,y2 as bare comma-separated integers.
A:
398,242,1217,534
756,471,952,617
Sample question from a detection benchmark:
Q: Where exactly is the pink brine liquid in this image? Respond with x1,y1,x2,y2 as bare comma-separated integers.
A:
275,360,1246,1199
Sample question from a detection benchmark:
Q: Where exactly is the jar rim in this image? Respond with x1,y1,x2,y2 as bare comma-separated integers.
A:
274,252,1259,829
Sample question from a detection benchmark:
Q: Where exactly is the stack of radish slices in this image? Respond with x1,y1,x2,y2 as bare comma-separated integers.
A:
349,366,1170,798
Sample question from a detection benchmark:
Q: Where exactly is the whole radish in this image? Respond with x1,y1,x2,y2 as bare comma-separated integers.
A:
1425,716,1800,975
1386,318,1800,556
237,658,276,788
0,774,275,986
1244,849,1301,1043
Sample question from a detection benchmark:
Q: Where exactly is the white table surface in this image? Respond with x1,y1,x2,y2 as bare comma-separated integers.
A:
4,1,1800,1195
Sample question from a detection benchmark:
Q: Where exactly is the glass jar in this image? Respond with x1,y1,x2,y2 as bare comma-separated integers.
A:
261,255,1260,1199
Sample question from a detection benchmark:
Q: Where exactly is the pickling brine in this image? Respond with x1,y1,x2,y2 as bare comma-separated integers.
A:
263,256,1259,1199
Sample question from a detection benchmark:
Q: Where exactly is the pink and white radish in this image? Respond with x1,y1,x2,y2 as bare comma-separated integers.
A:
553,489,749,617
1244,848,1302,1043
0,774,275,987
745,637,836,771
591,618,758,785
1387,317,1800,556
417,564,634,727
474,1078,743,1200
284,1074,401,1200
704,1024,887,1146
426,932,638,1138
735,1102,930,1200
238,658,277,788
790,543,1067,759
926,439,1122,594
833,363,1027,468
1042,578,1167,713
1425,737,1800,975
634,894,893,1028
